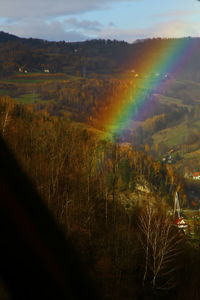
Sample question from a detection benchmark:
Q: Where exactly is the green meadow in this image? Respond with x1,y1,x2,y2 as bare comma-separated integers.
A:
15,93,42,104
152,121,189,147
0,89,10,96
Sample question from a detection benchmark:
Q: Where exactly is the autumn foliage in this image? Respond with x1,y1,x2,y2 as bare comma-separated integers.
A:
0,96,199,300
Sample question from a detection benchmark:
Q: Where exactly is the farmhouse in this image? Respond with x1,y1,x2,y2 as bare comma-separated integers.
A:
174,217,188,230
193,172,200,180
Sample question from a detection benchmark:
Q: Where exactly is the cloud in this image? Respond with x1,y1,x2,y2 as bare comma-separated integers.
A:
2,18,200,43
0,19,90,41
0,0,133,18
1,1,199,43
150,19,200,38
155,9,200,18
108,22,116,27
0,0,133,41
65,18,102,31
97,19,200,42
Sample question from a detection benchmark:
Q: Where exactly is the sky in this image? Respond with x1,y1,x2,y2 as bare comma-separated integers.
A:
0,0,200,42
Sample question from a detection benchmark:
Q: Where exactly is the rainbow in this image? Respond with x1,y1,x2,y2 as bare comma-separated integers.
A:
99,38,199,140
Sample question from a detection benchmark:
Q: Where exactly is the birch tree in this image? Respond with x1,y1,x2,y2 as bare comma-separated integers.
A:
139,204,184,290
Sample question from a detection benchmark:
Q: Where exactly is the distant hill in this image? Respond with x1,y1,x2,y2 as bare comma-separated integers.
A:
0,31,200,176
1,31,200,80
0,31,20,43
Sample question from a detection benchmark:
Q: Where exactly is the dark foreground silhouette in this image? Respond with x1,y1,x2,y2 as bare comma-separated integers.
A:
0,136,100,300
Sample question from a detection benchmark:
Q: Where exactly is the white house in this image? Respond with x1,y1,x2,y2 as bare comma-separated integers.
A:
174,217,188,230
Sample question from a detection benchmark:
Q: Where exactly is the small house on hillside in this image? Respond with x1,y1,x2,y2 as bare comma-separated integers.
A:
193,172,200,180
162,154,173,164
19,66,28,73
174,217,188,230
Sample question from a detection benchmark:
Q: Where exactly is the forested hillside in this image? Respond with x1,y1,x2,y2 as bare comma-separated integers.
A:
1,31,200,80
1,32,200,194
1,32,200,299
0,96,199,300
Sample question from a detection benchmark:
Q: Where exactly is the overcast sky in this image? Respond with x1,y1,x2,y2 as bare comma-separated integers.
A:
0,0,200,42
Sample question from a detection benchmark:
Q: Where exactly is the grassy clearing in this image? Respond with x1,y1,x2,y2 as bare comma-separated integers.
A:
158,94,192,108
175,79,200,88
0,89,10,96
152,122,188,147
184,149,200,159
0,78,46,84
14,93,42,104
0,73,81,84
13,72,79,80
7,78,49,84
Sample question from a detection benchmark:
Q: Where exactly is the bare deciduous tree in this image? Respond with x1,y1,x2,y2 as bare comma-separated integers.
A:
139,204,184,290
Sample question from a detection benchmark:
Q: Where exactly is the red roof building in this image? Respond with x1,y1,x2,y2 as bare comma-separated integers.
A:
193,172,200,180
174,217,188,229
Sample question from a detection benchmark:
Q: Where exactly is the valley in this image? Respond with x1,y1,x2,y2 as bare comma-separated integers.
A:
1,32,200,300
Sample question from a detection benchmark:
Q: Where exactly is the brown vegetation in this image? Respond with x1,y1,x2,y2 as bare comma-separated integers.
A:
0,96,199,299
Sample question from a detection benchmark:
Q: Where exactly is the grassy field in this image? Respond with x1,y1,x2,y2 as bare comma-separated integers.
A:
0,72,80,84
4,78,49,84
0,73,82,105
15,93,42,104
152,121,188,147
182,210,200,245
0,89,10,96
184,149,200,159
158,94,192,109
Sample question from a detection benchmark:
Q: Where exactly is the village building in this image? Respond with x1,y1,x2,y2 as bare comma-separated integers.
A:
18,65,28,73
173,192,188,233
174,217,188,230
162,154,174,164
192,172,200,180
